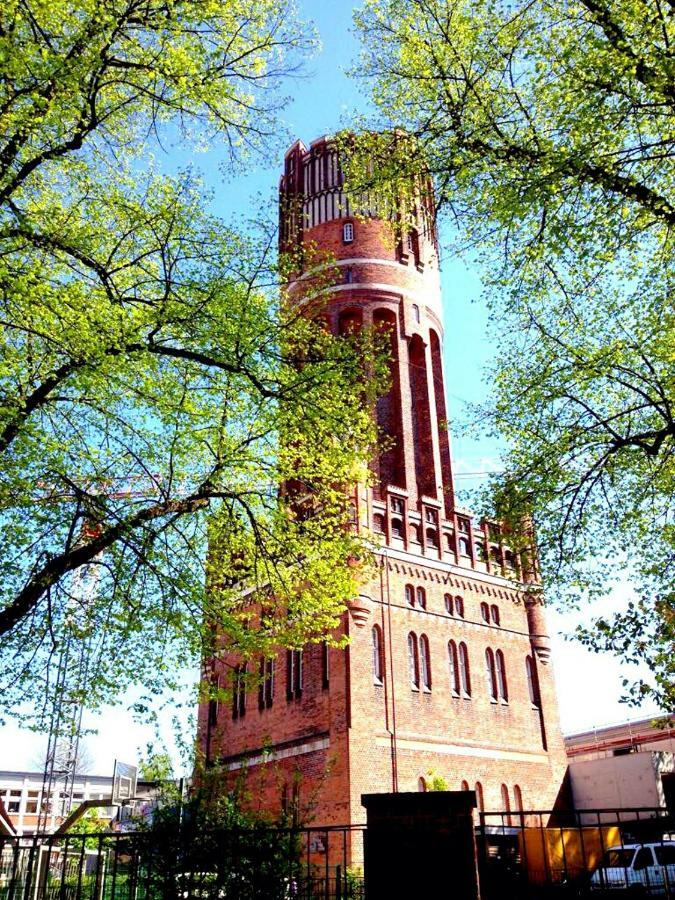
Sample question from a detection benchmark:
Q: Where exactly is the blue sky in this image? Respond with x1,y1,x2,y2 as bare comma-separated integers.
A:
0,1,659,777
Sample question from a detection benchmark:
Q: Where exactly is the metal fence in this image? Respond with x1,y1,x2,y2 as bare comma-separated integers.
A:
477,807,675,899
0,825,366,900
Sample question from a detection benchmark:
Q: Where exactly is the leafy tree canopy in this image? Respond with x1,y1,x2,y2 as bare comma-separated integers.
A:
353,0,675,708
0,0,383,727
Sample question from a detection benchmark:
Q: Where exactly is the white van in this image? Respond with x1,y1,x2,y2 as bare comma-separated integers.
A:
590,842,675,895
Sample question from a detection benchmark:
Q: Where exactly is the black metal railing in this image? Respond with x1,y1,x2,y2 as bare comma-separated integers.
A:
0,825,366,900
477,807,675,899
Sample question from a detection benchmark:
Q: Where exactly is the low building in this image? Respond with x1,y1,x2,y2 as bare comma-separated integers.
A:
0,770,115,834
565,716,675,815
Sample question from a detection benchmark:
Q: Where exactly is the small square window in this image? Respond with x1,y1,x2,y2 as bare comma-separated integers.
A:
343,222,354,243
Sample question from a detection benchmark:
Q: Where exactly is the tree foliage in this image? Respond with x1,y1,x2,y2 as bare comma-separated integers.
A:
0,0,383,726
353,0,675,708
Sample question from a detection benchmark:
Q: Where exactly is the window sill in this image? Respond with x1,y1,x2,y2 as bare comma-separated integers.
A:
373,679,384,687
422,687,432,694
462,693,472,700
411,686,420,692
500,699,509,706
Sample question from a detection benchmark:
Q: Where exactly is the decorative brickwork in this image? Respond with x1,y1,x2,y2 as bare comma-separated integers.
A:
196,135,568,833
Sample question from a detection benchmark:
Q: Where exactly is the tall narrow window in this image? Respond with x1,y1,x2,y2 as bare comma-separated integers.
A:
485,648,498,701
448,641,460,696
496,650,508,702
408,632,420,689
420,634,432,690
490,605,500,626
322,642,329,690
372,625,384,684
405,584,415,607
416,586,426,609
418,777,427,792
258,658,274,711
501,784,512,825
455,596,465,618
342,221,354,243
444,594,454,616
480,602,489,622
475,782,484,813
526,655,540,707
461,780,470,791
232,663,247,720
286,649,302,701
514,785,523,814
458,642,471,696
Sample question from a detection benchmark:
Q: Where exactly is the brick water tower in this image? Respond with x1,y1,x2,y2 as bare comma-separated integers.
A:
198,135,568,827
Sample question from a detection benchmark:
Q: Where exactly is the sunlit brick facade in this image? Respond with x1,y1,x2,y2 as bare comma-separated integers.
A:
197,135,568,827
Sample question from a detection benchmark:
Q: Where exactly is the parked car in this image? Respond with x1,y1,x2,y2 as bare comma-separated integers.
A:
589,842,675,895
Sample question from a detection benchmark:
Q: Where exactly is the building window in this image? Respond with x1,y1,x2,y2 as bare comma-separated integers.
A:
416,586,426,609
461,780,470,791
208,676,220,727
259,658,274,710
475,541,486,562
6,791,21,813
343,221,354,243
412,302,420,323
455,596,465,618
501,784,512,825
444,593,454,616
409,523,421,543
480,602,489,622
426,528,438,548
490,604,500,626
475,782,484,813
344,266,353,284
25,791,39,814
322,641,329,690
485,648,498,701
458,537,470,556
373,512,385,534
425,508,437,525
408,632,420,689
418,776,427,792
458,642,471,696
391,517,403,538
420,634,432,690
405,584,415,607
526,655,540,707
390,496,404,515
448,640,460,696
232,663,247,720
496,649,508,702
286,649,302,701
372,625,384,684
514,784,523,814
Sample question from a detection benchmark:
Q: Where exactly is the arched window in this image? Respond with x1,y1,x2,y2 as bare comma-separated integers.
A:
444,593,454,616
458,537,470,556
232,663,247,720
514,785,523,814
405,584,415,607
419,634,431,690
455,596,465,618
373,513,385,534
458,642,471,696
480,602,489,622
409,523,421,543
286,649,302,701
426,527,438,548
490,605,500,626
258,657,274,711
475,782,484,813
501,784,511,825
391,517,403,538
372,625,384,684
408,632,420,689
485,648,498,701
416,586,426,609
461,780,470,791
496,650,508,701
418,776,427,792
526,656,540,707
342,221,354,243
448,641,460,696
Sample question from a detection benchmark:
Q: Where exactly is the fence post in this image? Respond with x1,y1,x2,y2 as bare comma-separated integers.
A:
361,791,480,900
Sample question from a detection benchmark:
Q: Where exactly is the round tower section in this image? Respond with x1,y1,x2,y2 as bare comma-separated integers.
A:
279,135,455,518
